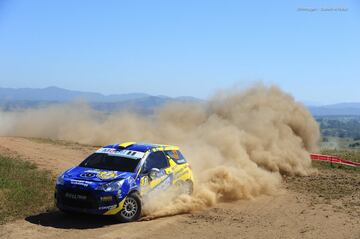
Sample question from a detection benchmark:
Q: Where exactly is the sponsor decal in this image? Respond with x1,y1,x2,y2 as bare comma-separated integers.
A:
96,148,117,154
175,170,189,179
113,150,145,159
84,169,100,173
64,193,87,200
96,148,145,159
80,172,96,178
174,167,185,176
70,179,91,187
99,205,117,210
97,171,117,180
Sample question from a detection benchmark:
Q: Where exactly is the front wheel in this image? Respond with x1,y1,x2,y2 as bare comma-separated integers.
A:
115,192,142,223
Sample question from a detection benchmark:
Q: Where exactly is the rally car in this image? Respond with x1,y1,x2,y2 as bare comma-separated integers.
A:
55,142,194,222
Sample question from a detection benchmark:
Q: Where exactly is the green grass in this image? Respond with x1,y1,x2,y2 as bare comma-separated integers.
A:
320,149,360,163
312,160,360,171
0,154,55,224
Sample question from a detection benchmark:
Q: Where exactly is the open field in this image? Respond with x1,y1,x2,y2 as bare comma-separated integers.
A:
0,155,54,224
0,137,359,239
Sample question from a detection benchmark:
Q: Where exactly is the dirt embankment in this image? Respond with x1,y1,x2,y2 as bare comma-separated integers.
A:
0,137,359,239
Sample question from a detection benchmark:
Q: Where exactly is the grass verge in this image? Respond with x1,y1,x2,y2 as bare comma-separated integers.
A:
0,154,55,224
320,149,360,163
312,160,360,171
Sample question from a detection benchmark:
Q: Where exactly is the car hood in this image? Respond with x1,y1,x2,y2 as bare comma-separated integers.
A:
63,166,135,182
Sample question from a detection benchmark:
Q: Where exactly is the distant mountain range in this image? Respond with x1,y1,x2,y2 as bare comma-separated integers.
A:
0,86,201,102
1,86,360,116
0,86,202,114
308,103,360,116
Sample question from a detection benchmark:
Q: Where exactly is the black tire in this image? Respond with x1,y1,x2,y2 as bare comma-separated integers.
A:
115,192,142,223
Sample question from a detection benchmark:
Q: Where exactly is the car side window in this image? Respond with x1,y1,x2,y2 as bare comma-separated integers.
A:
164,150,187,164
142,151,169,173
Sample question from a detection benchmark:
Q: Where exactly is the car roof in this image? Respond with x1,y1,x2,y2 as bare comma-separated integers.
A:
101,142,179,153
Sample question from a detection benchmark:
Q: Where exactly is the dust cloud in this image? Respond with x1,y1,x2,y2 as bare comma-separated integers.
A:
0,85,320,217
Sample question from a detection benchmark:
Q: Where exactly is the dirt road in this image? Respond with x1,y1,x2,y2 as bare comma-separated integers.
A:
0,137,96,174
0,137,359,239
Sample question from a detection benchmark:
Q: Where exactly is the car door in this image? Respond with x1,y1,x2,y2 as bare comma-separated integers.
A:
140,151,172,194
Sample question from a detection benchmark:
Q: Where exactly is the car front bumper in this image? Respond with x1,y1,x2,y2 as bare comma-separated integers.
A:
55,185,126,215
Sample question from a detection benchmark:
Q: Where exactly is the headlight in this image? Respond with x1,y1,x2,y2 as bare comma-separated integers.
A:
96,179,125,192
56,174,65,185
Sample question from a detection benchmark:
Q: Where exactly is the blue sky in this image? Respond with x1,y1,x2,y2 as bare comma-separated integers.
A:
0,0,359,104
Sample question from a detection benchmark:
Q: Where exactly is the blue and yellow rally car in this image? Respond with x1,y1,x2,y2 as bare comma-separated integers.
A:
55,142,194,222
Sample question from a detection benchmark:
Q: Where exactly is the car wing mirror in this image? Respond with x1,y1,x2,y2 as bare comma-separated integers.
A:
148,168,160,180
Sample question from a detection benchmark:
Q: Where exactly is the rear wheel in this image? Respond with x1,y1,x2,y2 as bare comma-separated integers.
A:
177,180,193,195
115,192,142,222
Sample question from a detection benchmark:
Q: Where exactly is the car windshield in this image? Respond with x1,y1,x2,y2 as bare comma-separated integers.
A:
79,153,141,172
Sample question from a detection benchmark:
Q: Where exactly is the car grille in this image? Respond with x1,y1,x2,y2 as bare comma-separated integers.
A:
57,188,116,209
